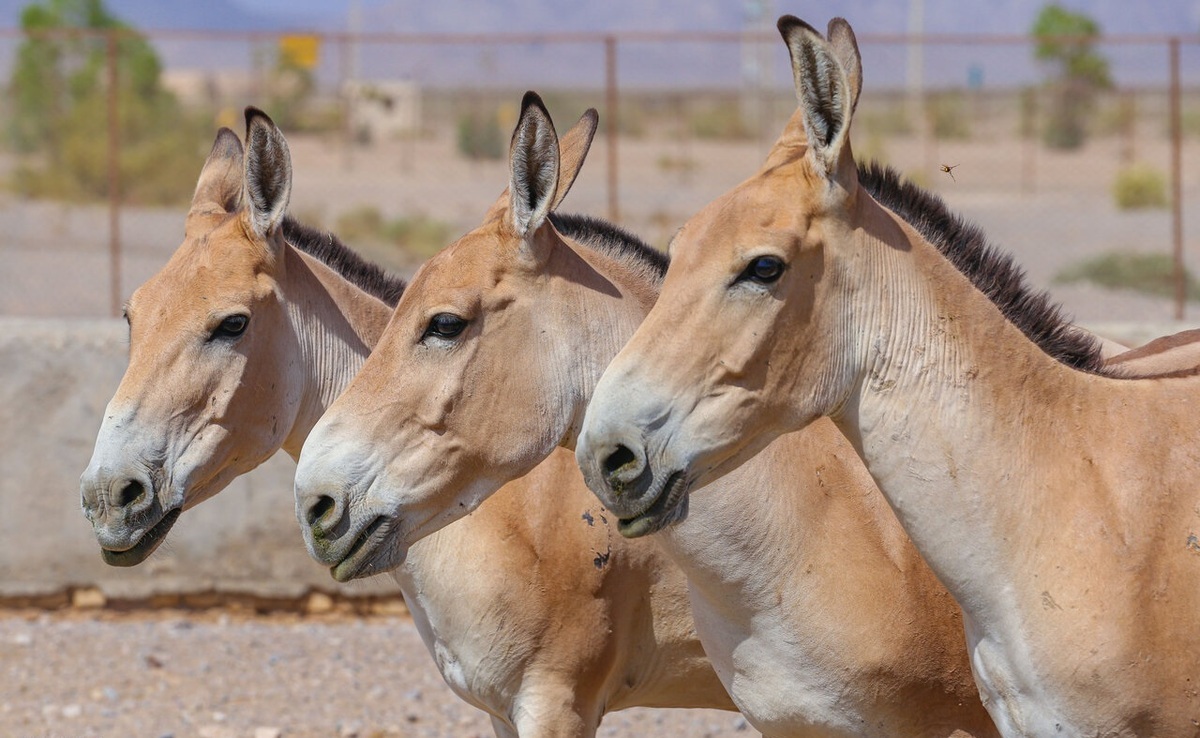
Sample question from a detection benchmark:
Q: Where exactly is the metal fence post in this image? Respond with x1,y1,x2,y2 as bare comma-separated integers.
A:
107,29,121,318
1169,36,1184,320
605,34,619,224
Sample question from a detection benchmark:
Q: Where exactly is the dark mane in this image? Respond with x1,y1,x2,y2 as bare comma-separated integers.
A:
857,161,1109,375
550,212,668,283
281,216,407,307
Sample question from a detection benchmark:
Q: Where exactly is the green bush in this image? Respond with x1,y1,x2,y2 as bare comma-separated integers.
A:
928,93,970,140
688,102,751,140
335,205,453,264
655,153,697,173
857,107,913,137
456,112,505,160
1055,251,1198,300
1112,164,1168,210
383,215,453,260
5,0,211,205
334,205,386,244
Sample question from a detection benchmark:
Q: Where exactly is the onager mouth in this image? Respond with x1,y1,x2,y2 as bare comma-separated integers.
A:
330,516,396,583
616,470,690,538
99,508,183,567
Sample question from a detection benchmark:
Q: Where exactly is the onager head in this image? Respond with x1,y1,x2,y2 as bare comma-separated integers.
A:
80,109,302,565
292,93,638,582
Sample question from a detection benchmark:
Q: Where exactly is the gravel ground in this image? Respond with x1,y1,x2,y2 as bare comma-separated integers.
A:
1,609,755,738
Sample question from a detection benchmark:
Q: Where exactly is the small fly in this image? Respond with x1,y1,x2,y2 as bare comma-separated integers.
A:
940,163,959,182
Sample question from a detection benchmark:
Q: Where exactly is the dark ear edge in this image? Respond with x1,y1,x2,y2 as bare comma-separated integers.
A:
508,91,560,238
552,108,598,211
243,106,293,239
777,14,853,174
826,17,862,115
190,127,244,214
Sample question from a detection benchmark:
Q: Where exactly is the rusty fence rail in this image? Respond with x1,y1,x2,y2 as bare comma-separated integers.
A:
0,28,1196,320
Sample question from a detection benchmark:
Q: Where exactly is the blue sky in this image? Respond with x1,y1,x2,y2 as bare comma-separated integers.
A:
225,0,1200,35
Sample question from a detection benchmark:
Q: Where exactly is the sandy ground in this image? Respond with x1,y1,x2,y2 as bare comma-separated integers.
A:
2,609,754,738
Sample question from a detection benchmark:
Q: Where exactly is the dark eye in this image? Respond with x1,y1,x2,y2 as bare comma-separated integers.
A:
424,313,467,340
738,256,785,284
212,314,249,340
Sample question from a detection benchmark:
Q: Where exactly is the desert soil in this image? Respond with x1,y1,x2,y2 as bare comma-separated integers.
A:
1,608,755,738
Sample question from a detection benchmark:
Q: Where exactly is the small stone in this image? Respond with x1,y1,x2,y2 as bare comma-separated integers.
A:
11,632,32,646
72,588,106,609
62,703,82,718
338,722,361,738
305,591,335,614
254,728,283,738
369,599,407,616
734,717,750,731
212,711,226,722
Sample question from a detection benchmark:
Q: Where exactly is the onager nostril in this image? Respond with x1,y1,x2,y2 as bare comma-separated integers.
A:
307,494,337,528
603,444,638,477
117,480,146,509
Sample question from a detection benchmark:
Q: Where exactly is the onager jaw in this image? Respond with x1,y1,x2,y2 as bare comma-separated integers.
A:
615,470,692,538
96,508,183,567
577,425,693,538
327,515,406,583
295,444,410,582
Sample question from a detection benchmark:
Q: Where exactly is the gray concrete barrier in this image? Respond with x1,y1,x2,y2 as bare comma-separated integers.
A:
0,317,399,603
1,317,1196,604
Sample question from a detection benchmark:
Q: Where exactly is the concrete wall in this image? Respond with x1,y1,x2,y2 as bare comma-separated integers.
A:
0,317,399,602
0,317,1192,602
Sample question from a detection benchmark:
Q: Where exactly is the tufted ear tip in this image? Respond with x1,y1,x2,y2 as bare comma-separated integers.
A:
243,107,292,239
209,128,243,161
244,106,274,130
519,91,550,120
777,14,821,41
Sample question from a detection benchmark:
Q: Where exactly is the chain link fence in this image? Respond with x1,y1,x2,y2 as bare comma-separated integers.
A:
0,28,1197,324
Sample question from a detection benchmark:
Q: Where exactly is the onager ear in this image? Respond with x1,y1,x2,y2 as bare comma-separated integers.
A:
551,108,598,211
777,15,854,176
508,91,560,239
243,106,293,239
190,127,244,215
826,17,862,115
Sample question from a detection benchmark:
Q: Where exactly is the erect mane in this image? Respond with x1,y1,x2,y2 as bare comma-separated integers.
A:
281,215,407,307
857,161,1109,375
549,212,668,285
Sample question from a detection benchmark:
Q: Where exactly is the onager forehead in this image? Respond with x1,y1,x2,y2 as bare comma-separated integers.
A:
408,222,515,296
674,172,800,261
129,215,274,321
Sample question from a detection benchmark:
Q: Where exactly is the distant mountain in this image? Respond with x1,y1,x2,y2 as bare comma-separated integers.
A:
0,0,1194,89
2,0,1195,37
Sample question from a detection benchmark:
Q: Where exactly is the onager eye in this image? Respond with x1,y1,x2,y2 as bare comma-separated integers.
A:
212,314,249,340
739,256,786,284
424,313,467,340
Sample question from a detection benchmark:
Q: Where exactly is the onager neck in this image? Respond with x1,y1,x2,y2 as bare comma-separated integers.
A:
832,197,1109,621
281,245,394,458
